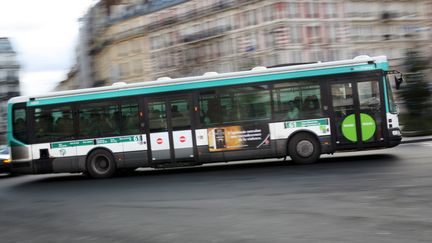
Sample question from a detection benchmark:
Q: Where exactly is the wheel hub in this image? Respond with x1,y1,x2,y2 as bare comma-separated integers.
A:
296,140,314,158
95,156,109,172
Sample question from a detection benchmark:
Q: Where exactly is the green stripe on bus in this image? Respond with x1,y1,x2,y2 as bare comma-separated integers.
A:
28,63,384,107
96,135,141,144
284,118,329,128
51,139,94,148
50,135,142,148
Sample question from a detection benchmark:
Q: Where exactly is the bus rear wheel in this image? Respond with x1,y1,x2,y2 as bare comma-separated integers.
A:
288,133,321,164
86,149,116,178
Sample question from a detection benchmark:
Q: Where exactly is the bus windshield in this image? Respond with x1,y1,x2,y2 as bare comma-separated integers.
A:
386,76,398,114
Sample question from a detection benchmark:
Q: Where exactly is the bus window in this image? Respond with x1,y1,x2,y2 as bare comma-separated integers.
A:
331,83,353,117
199,92,219,126
12,106,28,143
34,106,74,142
358,81,381,110
386,77,397,114
170,99,190,130
79,102,119,138
220,86,271,124
148,101,167,132
220,94,237,123
273,83,322,120
121,102,140,135
234,89,271,121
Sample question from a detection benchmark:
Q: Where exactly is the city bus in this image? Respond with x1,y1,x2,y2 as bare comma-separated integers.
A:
7,55,402,178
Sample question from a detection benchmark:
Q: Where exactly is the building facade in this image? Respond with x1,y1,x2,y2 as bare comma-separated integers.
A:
67,0,432,89
0,37,20,144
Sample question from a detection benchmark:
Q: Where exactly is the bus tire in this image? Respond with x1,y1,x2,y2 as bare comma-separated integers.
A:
86,149,116,178
288,133,321,164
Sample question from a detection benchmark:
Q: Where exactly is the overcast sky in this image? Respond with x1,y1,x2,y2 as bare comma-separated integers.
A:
0,0,94,96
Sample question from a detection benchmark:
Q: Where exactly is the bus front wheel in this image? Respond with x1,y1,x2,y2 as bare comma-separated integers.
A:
288,133,321,164
86,149,117,178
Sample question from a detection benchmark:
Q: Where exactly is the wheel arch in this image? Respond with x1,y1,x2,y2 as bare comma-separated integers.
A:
285,130,321,156
85,146,115,162
85,147,118,178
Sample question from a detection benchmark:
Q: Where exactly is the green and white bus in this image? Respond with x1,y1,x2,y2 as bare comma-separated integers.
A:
7,55,402,178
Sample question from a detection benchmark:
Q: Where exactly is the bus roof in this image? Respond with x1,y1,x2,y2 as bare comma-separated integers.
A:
10,55,388,107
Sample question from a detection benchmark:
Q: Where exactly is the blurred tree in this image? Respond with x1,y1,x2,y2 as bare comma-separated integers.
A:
399,49,432,133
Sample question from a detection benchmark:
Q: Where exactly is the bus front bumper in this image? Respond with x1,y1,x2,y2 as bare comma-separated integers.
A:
388,128,402,147
10,160,33,174
0,159,12,173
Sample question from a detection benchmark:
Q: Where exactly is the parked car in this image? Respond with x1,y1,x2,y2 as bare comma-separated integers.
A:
0,145,11,173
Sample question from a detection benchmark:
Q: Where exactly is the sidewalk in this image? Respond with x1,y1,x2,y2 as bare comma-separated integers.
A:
401,135,432,144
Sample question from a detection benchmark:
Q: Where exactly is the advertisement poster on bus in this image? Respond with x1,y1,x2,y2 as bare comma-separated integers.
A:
208,124,270,152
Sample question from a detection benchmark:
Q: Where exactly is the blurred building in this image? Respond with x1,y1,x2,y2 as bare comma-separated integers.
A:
55,64,79,91
0,37,20,144
63,0,432,89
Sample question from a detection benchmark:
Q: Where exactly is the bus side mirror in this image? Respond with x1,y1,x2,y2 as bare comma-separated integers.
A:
395,74,404,90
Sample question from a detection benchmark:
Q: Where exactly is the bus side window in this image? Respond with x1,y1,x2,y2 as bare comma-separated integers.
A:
121,103,140,135
273,83,322,121
148,102,167,132
78,102,120,138
34,106,74,142
199,92,219,126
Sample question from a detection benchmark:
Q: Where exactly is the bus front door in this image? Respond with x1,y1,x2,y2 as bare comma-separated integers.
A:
146,96,195,165
329,80,385,149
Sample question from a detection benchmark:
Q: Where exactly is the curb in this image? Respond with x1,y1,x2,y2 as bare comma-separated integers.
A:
401,137,432,144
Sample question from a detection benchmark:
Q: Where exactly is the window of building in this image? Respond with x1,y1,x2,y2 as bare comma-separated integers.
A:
274,2,287,19
272,26,290,47
132,59,143,75
132,38,141,52
234,13,243,29
118,42,129,57
291,25,302,43
119,62,130,78
305,26,322,44
290,50,303,63
262,5,273,22
6,70,18,80
244,9,258,26
323,3,338,18
264,28,275,49
326,24,337,43
304,2,320,18
287,2,300,18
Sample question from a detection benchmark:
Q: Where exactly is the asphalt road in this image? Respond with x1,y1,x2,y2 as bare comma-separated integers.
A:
1,142,432,243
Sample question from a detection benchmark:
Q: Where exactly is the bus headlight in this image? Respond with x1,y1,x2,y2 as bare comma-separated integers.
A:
392,130,401,136
2,159,11,164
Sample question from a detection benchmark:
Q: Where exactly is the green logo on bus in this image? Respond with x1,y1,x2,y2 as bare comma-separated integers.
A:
341,113,376,142
360,113,376,141
341,114,357,142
